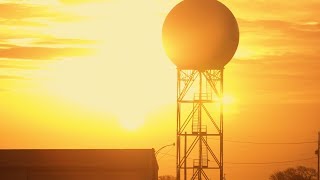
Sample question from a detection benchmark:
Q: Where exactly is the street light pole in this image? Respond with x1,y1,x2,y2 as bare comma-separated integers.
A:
155,143,175,157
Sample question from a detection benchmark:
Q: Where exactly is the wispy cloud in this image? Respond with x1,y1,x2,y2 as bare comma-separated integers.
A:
228,50,320,105
236,18,320,61
34,38,97,46
0,2,84,20
0,45,94,60
0,1,98,86
0,75,28,80
59,0,108,5
0,3,61,19
224,0,320,21
0,64,37,69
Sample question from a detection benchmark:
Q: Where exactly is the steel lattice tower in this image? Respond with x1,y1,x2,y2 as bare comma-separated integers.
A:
176,69,224,180
161,0,239,179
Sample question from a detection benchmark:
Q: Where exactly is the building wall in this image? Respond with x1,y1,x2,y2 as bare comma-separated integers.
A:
0,169,27,180
0,149,158,180
0,169,153,180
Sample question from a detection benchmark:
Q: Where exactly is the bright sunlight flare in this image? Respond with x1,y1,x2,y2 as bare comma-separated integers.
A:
30,0,176,130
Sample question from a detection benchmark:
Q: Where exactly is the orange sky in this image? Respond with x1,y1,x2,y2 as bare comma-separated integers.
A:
0,0,319,179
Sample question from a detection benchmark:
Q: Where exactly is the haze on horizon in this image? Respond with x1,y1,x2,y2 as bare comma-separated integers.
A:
0,0,319,179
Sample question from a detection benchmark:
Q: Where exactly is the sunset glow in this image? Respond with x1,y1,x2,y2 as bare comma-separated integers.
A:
0,0,319,179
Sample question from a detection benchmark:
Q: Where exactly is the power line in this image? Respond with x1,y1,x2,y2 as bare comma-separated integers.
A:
223,139,318,145
207,138,317,145
225,157,317,165
158,146,175,162
157,152,317,166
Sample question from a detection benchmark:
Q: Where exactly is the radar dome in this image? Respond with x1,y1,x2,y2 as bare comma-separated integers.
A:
162,0,239,69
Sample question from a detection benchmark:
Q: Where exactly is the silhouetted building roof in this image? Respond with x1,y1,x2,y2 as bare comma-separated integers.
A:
0,149,158,180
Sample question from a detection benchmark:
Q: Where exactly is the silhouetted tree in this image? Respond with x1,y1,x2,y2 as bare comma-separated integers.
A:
270,166,317,180
159,175,176,180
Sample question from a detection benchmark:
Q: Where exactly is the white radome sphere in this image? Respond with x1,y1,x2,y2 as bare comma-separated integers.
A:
162,0,239,69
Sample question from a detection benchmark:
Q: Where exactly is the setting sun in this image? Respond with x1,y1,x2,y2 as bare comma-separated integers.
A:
20,0,177,130
222,94,235,105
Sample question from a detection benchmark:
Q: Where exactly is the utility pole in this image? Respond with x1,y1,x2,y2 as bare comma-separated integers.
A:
316,132,320,180
317,132,319,180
